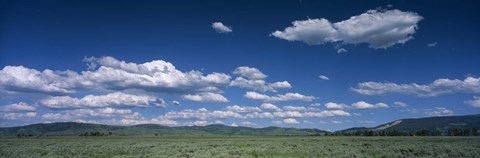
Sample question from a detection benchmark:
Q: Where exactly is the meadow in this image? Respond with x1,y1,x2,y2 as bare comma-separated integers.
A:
0,136,479,158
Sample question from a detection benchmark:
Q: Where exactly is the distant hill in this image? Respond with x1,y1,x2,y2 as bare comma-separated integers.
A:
0,122,329,136
338,114,480,133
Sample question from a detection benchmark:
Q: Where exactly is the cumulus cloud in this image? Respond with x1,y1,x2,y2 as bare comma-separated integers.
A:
283,118,300,124
226,105,262,113
465,96,480,108
1,56,232,95
183,92,229,103
160,108,245,120
42,107,140,122
230,77,291,92
271,9,423,49
283,106,307,111
212,22,232,33
231,66,291,92
425,107,454,116
352,76,480,97
233,66,267,80
1,102,36,111
40,92,165,109
274,110,350,118
331,120,342,124
0,66,89,95
260,103,283,111
245,112,274,119
324,102,347,109
351,101,389,109
244,91,316,102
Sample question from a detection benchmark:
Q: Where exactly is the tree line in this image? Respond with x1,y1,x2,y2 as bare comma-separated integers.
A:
79,131,113,136
326,128,479,136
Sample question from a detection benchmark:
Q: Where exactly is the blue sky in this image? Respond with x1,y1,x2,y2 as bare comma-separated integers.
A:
1,0,479,131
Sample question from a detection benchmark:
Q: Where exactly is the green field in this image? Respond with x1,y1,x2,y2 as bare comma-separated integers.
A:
1,136,479,158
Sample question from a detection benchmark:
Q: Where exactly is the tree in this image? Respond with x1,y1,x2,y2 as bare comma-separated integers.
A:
472,128,478,136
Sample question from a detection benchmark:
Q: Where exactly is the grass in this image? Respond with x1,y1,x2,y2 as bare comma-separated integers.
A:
0,136,479,158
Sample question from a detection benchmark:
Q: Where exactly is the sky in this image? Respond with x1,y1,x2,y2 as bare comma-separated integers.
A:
1,0,479,131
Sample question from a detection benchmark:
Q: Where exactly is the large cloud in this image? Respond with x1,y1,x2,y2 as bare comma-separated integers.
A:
271,9,423,49
352,76,480,97
40,92,165,109
465,96,480,108
0,56,231,96
0,66,90,95
244,91,316,102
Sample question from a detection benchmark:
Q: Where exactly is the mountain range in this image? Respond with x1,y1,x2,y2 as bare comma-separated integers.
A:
1,114,479,136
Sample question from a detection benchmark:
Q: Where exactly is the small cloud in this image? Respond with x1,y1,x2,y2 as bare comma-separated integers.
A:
283,118,300,124
212,22,232,33
336,48,348,53
172,100,181,106
393,101,408,107
427,42,437,47
465,96,480,108
425,107,454,116
331,120,342,124
310,103,321,106
318,75,330,80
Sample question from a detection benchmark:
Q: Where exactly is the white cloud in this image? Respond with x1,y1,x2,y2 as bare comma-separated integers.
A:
303,120,313,124
272,120,282,124
41,107,140,121
0,66,89,95
226,105,262,113
241,121,256,126
233,66,267,80
120,118,178,126
352,76,480,97
212,22,232,33
351,101,389,109
40,92,165,109
319,75,330,80
394,101,408,107
358,120,375,124
324,102,347,109
283,106,307,111
244,91,316,102
183,92,229,103
427,42,437,47
172,100,181,106
302,110,351,117
331,120,342,124
271,9,423,49
283,118,300,124
336,48,348,53
425,107,454,116
245,112,274,119
1,102,36,111
193,120,209,126
271,18,339,45
1,56,232,95
260,103,282,111
310,103,321,106
269,81,292,89
230,123,238,127
230,66,291,92
273,111,303,118
0,112,36,120
160,108,245,120
230,77,291,92
465,96,480,108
